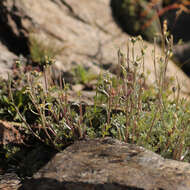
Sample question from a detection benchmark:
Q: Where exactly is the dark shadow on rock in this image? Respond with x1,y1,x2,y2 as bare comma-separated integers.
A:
19,177,145,190
0,141,58,178
0,22,29,56
159,6,190,75
110,0,136,36
160,9,190,44
110,0,161,43
173,42,190,76
0,4,30,56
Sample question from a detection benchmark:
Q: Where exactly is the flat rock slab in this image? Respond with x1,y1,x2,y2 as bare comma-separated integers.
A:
20,138,190,190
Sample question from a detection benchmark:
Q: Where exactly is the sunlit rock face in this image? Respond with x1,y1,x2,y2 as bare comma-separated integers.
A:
0,0,190,98
0,42,17,79
20,137,190,190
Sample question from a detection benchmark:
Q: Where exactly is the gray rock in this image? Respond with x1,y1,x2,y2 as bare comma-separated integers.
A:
0,42,17,79
0,172,21,190
20,137,190,190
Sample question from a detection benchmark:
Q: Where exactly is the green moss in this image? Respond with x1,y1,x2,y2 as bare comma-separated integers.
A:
28,34,63,67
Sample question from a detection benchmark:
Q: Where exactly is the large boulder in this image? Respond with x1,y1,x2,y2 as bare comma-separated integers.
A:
0,0,190,97
19,137,190,190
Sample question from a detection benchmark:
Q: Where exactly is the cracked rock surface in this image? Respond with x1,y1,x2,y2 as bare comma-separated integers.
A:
20,137,190,190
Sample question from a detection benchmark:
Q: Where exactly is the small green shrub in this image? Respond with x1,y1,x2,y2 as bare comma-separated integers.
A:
1,24,190,162
28,34,63,68
72,65,98,85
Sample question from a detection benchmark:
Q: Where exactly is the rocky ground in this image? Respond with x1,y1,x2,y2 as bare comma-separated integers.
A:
1,0,190,189
6,137,190,190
